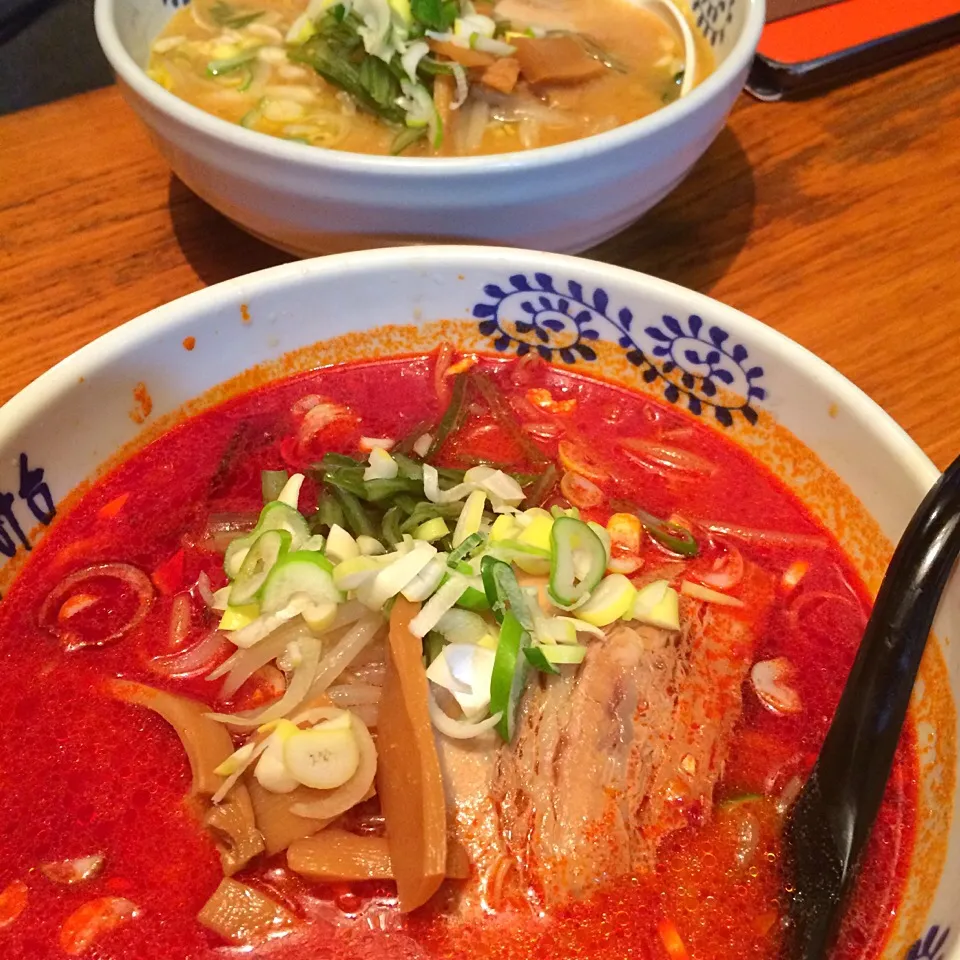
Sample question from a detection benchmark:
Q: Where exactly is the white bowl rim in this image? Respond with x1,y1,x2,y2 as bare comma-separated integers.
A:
1,245,939,505
94,0,766,178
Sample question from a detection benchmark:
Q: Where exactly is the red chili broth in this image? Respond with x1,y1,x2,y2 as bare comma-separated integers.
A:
0,355,916,960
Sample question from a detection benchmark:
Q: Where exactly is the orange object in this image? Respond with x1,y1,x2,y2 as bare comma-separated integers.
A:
151,548,185,595
758,0,960,64
480,57,521,94
60,897,140,956
513,36,606,85
657,917,692,960
445,354,479,377
432,74,456,156
378,598,447,912
98,492,129,519
427,40,495,69
525,387,576,414
58,592,100,622
0,880,27,930
558,438,609,482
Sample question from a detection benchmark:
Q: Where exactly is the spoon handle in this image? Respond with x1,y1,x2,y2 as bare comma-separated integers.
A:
788,453,960,957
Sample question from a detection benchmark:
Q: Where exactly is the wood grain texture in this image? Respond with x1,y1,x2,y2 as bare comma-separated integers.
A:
1,48,958,468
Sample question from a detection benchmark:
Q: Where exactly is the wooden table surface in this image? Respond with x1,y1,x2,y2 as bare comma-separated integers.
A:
1,48,958,469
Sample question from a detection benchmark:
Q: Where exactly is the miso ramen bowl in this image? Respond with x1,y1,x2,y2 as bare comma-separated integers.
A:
94,0,764,257
0,247,956,959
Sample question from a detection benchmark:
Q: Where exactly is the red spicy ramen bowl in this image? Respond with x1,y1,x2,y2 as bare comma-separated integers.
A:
0,247,955,960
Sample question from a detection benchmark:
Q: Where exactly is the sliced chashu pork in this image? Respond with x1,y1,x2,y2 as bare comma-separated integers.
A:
492,564,774,906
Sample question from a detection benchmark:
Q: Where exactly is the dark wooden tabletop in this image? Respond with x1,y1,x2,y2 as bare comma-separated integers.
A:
1,48,958,467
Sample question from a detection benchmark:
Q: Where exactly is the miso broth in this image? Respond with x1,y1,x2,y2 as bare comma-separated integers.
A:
148,0,714,156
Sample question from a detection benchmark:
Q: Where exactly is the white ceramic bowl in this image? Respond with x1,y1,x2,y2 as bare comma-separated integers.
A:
0,247,955,957
94,0,764,257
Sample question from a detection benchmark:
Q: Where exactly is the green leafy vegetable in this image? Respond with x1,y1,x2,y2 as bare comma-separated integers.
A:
381,505,404,546
209,0,263,28
331,487,378,539
426,374,470,459
290,20,407,124
359,55,403,110
469,371,551,467
410,0,458,31
392,453,424,480
523,462,559,507
314,492,346,533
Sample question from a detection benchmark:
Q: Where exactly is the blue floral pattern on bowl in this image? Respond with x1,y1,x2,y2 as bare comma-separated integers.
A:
908,926,952,960
473,272,765,427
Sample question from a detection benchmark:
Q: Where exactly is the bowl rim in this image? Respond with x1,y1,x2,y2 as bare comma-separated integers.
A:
0,245,939,502
94,0,765,178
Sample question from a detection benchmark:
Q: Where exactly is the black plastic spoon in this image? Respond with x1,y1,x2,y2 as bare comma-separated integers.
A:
783,453,960,959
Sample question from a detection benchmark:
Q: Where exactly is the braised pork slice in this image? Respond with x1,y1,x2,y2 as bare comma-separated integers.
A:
492,566,773,906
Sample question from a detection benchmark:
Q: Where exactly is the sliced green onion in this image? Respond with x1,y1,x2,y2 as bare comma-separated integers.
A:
480,555,533,630
414,517,450,542
401,555,448,603
434,608,488,645
332,555,382,591
632,579,680,629
522,644,560,675
527,642,587,669
456,583,491,611
548,516,607,608
575,573,636,627
639,510,699,556
207,48,260,76
489,611,531,741
325,523,360,564
260,549,341,614
409,573,469,637
452,489,486,547
492,539,551,558
230,529,292,605
261,469,289,503
360,541,438,610
224,500,310,577
363,447,399,481
448,531,486,569
609,500,699,557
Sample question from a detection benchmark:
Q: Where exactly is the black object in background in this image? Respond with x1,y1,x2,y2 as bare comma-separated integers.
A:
0,0,112,115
